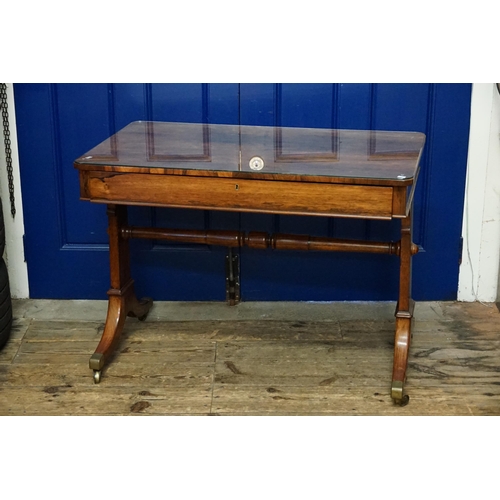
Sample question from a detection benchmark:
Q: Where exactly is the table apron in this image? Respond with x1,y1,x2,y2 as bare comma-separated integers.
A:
81,171,399,219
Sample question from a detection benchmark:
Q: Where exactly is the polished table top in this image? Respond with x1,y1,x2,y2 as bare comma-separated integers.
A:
75,121,425,186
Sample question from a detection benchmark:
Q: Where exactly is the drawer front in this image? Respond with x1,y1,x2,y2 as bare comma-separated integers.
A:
82,172,394,219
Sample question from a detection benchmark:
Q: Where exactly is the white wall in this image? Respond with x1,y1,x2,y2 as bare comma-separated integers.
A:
458,83,500,302
0,83,29,298
1,83,499,301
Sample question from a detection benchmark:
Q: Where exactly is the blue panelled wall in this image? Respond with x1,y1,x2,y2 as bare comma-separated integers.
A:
13,84,472,301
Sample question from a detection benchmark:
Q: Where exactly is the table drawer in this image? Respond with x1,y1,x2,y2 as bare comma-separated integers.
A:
82,172,394,219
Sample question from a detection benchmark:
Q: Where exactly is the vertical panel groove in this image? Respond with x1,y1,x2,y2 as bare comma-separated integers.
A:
365,84,374,241
204,208,212,252
202,84,209,123
49,84,67,248
328,83,340,237
417,84,436,249
365,83,378,240
202,83,210,231
274,84,281,127
144,83,153,122
145,83,155,247
369,83,377,130
273,214,280,233
327,217,335,238
107,84,117,136
331,83,339,129
237,84,241,127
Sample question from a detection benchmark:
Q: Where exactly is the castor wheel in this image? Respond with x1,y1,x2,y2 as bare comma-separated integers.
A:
394,394,410,406
93,370,102,384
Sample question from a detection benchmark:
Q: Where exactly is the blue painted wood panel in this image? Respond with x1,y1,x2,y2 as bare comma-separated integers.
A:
238,83,471,301
14,83,239,299
14,83,471,300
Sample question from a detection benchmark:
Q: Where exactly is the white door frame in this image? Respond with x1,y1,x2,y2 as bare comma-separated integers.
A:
458,83,500,302
0,83,29,299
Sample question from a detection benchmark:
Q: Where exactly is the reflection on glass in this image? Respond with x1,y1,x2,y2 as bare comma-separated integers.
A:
75,121,425,182
274,127,339,162
81,134,119,162
368,130,422,160
146,121,211,162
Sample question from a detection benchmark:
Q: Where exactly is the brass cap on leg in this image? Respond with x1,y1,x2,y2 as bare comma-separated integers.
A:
89,353,104,370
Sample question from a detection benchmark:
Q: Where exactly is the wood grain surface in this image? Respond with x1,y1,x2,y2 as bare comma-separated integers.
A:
1,301,499,415
83,172,395,218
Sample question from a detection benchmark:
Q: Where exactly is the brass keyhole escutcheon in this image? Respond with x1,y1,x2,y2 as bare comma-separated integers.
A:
249,156,264,171
235,184,239,190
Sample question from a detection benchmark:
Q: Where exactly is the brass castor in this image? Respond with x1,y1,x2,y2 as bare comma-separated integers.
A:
93,370,102,384
391,381,410,406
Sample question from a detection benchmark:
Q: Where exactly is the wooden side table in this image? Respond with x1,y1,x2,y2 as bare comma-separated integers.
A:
75,121,425,404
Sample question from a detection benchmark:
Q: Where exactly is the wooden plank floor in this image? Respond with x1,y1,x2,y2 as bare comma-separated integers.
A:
1,301,499,415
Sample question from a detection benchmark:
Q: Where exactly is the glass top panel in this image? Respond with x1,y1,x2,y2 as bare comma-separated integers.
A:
75,121,425,182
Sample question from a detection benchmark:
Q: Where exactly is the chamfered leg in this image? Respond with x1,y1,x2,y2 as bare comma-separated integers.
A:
89,204,153,383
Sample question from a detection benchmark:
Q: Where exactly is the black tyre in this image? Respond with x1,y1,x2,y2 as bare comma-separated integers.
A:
0,201,4,257
0,257,12,351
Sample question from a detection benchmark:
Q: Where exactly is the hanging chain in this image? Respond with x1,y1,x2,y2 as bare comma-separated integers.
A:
0,83,16,218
